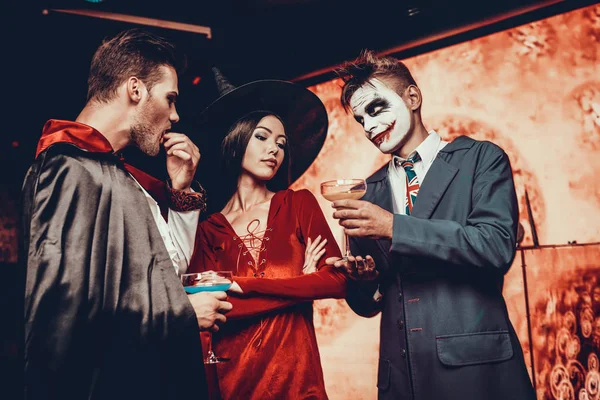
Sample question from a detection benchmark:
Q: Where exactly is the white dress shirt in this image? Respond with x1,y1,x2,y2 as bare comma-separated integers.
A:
132,178,199,276
388,130,449,214
372,131,448,302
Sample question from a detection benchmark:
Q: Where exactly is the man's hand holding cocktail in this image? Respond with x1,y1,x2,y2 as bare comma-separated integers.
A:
189,291,232,332
332,199,393,240
326,254,378,281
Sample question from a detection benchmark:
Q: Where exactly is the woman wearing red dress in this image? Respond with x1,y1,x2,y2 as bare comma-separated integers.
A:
188,75,347,400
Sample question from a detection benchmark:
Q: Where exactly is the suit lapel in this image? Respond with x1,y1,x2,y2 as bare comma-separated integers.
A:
365,167,394,261
359,135,470,266
411,155,458,219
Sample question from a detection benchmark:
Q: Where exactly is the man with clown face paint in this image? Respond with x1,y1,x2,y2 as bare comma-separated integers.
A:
349,77,417,154
327,51,534,400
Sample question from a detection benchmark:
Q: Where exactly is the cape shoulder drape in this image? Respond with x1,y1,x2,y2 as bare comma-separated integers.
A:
21,121,207,400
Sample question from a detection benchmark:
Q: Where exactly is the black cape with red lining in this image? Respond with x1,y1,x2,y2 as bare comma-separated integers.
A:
19,119,207,399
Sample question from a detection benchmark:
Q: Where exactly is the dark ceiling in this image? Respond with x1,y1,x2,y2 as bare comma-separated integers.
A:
17,0,595,84
4,0,595,186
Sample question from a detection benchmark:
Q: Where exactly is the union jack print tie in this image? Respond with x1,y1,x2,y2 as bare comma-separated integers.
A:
401,152,421,215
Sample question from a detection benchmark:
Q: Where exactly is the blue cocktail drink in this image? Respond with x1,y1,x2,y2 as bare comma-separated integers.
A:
183,282,233,294
180,271,233,364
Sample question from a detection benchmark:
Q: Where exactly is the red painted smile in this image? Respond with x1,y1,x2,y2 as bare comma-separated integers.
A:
371,121,395,147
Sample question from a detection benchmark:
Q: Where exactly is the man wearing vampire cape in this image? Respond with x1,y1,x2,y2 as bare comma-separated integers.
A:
19,29,231,399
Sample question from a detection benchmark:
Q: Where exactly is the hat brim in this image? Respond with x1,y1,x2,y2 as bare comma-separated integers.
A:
194,80,328,188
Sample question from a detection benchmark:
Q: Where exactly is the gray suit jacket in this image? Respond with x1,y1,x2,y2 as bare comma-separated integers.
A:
347,136,535,400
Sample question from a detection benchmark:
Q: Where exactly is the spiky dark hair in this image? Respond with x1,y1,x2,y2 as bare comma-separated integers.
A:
335,49,417,111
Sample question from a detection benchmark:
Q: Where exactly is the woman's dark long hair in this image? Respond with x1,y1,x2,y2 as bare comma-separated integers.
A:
214,110,292,212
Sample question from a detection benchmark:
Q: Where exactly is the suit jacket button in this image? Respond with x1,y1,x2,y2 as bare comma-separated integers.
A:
401,348,407,358
398,292,403,302
397,319,404,330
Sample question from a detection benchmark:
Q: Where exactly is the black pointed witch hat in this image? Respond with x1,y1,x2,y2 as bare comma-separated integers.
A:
195,68,329,190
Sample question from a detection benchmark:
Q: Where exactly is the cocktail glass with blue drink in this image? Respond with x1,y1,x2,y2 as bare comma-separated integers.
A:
181,271,233,364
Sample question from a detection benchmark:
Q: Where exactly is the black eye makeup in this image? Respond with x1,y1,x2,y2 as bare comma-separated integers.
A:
365,98,390,116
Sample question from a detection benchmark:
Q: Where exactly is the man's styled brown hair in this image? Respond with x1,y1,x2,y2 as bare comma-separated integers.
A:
335,49,417,111
86,28,186,103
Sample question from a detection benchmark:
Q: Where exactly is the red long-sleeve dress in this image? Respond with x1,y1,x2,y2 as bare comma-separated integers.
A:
189,189,346,400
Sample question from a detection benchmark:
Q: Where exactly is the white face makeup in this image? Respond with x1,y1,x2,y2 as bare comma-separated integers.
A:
349,78,412,154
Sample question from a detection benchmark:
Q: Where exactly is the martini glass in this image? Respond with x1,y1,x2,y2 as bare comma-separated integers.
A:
181,271,233,364
320,179,367,260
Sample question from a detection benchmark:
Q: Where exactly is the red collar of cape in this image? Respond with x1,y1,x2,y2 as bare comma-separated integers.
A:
37,119,170,217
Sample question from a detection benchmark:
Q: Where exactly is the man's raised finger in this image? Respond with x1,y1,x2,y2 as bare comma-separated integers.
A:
162,133,188,147
166,142,190,155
